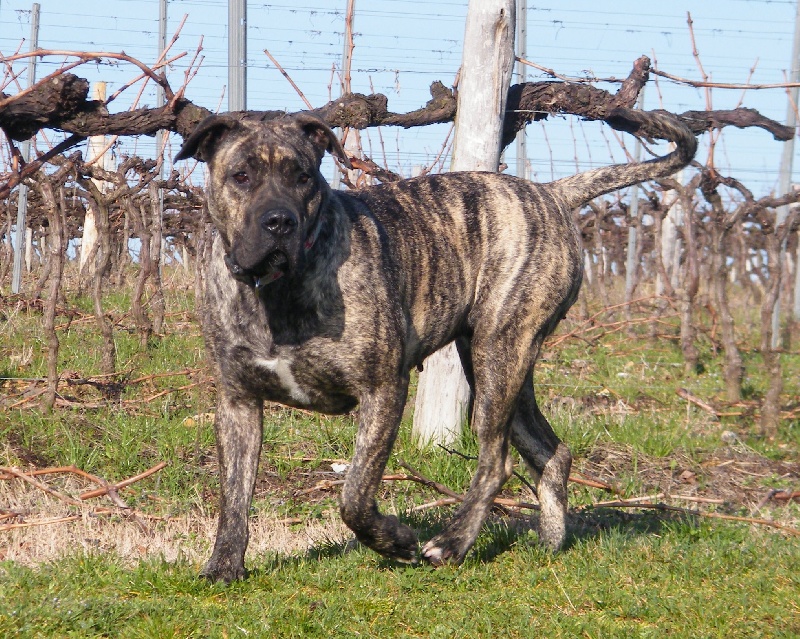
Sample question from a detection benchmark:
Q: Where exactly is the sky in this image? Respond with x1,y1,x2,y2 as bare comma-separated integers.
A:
1,0,798,198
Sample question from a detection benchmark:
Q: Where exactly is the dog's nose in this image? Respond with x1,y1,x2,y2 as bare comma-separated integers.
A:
261,209,298,236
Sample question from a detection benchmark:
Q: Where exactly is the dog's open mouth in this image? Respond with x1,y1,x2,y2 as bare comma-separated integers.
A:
252,250,290,288
264,250,288,272
226,250,291,288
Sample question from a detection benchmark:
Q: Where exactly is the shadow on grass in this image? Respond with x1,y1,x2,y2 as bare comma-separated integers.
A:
565,506,693,547
244,504,694,579
470,507,691,562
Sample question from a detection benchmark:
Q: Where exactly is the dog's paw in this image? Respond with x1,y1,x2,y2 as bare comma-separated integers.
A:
199,557,247,584
390,550,420,565
348,513,420,564
420,537,466,567
536,520,567,553
378,539,419,565
378,517,420,564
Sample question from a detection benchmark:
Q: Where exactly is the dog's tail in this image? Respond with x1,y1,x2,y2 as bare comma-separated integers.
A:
551,107,697,209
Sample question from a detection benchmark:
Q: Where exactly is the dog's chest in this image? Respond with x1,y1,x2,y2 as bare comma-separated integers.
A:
221,334,358,414
250,354,311,405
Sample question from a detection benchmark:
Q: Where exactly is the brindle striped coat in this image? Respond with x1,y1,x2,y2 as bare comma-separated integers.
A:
175,111,696,582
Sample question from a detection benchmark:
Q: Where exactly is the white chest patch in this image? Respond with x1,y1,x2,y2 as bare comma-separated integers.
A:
253,356,311,405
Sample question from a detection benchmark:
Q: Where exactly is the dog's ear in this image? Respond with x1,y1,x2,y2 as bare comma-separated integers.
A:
175,115,240,163
294,112,352,169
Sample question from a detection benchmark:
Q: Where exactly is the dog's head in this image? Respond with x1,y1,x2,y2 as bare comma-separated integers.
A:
175,112,350,287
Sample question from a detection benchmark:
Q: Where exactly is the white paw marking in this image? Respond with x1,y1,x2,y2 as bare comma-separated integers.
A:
421,542,444,564
254,356,311,405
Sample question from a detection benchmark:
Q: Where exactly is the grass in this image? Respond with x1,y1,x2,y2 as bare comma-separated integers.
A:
1,523,797,638
1,274,799,638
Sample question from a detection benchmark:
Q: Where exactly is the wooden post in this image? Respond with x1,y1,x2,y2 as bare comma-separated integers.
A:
24,227,33,271
774,0,800,343
624,88,646,315
332,0,358,190
658,158,684,296
412,0,516,447
11,2,40,294
228,0,247,111
80,82,113,275
515,0,528,180
341,0,366,186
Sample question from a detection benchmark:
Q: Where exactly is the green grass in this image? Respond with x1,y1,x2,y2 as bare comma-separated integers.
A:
1,522,797,638
1,276,799,638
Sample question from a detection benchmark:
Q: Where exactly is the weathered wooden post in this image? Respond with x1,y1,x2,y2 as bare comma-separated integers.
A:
413,0,516,447
11,2,40,294
79,82,114,276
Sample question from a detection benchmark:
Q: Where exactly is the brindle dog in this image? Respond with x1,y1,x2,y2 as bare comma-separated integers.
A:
175,109,696,582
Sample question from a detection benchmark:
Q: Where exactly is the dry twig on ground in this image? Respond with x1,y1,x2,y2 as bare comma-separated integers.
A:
0,462,168,532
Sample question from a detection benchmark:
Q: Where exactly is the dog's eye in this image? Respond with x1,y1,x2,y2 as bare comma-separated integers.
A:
232,172,249,185
298,173,311,185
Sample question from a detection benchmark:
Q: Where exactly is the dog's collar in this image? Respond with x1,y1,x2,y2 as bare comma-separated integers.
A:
253,214,323,290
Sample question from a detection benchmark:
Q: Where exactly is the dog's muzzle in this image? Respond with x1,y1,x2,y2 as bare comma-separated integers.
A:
225,208,323,290
223,252,283,289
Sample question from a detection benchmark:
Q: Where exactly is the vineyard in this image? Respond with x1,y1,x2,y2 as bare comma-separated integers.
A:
1,17,799,637
1,101,798,429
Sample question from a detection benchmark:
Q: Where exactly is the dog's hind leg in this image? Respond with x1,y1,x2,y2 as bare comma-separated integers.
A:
420,324,571,564
339,377,419,562
420,334,532,566
510,369,572,551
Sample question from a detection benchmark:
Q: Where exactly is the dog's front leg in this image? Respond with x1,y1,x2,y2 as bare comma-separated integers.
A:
339,380,418,563
201,389,264,583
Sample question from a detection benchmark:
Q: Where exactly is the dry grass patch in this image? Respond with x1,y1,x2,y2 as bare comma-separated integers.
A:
1,478,350,567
